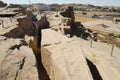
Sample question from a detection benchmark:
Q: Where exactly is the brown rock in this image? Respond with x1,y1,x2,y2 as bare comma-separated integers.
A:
26,11,37,22
3,17,36,38
36,16,49,29
17,17,36,36
60,6,75,22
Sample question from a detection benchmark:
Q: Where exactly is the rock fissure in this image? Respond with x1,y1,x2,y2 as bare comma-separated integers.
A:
86,58,102,80
19,56,26,70
28,12,50,80
1,4,120,80
14,56,26,80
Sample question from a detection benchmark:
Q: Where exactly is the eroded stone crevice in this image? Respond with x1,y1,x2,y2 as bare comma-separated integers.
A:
35,51,50,80
28,11,50,80
0,10,50,80
9,40,28,50
86,58,102,80
0,50,27,80
14,56,26,80
30,41,50,80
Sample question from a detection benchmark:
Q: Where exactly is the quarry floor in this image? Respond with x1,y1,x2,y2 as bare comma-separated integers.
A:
0,14,120,80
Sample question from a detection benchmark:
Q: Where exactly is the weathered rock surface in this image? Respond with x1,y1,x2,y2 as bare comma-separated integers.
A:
60,6,91,38
41,29,93,80
0,38,39,80
0,7,93,80
1,7,120,80
79,38,120,80
17,17,36,36
36,16,49,29
26,11,37,22
60,6,75,22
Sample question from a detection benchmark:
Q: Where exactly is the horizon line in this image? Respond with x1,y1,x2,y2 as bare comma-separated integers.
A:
5,3,120,7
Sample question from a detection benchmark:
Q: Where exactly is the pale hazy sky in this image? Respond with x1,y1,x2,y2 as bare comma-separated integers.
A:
2,0,120,6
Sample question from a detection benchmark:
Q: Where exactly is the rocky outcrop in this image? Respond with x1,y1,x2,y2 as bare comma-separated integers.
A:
2,17,36,38
2,11,37,38
2,11,50,39
0,38,39,80
17,17,36,36
36,16,50,29
60,6,75,22
60,6,75,36
0,11,50,80
60,6,93,39
26,11,37,22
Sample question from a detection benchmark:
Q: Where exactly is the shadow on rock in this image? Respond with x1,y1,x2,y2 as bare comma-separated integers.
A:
2,17,36,38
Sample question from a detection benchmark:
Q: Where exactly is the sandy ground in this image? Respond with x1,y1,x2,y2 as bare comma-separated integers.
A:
75,16,96,22
75,16,120,34
82,20,120,34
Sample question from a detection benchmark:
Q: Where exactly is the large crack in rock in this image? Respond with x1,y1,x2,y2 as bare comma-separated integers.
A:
14,56,26,80
29,14,50,80
0,11,50,80
86,58,102,80
0,8,98,80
